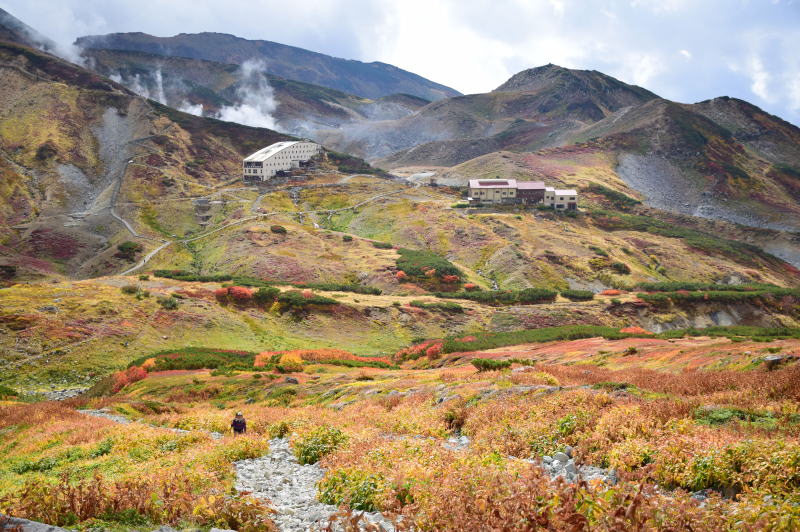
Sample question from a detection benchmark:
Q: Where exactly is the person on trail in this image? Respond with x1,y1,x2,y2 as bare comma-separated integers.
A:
231,412,246,435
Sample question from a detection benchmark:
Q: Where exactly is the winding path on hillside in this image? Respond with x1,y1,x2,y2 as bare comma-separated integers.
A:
120,181,415,274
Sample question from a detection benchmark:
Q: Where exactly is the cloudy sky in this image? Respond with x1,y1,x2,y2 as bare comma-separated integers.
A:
3,0,799,124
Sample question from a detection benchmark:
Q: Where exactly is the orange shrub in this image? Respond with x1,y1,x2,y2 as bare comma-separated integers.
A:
600,289,622,296
463,283,479,291
396,270,408,281
442,275,459,283
227,286,253,302
214,287,229,302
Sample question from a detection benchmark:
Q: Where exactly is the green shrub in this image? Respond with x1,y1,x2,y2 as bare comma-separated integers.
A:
157,296,179,310
121,285,139,295
451,203,469,208
89,438,114,458
471,358,512,372
138,274,149,281
116,241,143,260
253,286,280,305
560,289,594,301
434,325,635,356
396,248,462,279
586,184,641,209
268,421,292,439
435,288,556,305
372,241,393,249
318,468,385,511
293,426,348,465
278,291,338,308
611,262,631,274
295,283,381,295
589,246,609,257
0,384,18,398
409,300,464,313
342,235,353,242
270,225,287,234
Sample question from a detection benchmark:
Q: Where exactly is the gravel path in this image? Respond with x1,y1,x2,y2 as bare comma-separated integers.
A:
235,438,392,532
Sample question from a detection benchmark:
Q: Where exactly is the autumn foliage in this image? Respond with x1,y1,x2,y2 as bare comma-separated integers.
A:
111,365,148,393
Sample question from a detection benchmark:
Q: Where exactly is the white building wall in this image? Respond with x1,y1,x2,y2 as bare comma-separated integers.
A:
243,141,320,181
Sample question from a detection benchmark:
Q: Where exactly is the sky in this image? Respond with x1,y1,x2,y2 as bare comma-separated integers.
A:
2,0,799,125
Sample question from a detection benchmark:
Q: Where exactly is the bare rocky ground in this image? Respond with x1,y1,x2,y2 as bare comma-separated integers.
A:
234,438,392,532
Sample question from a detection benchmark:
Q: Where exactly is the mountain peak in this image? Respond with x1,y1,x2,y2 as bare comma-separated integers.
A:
494,64,658,100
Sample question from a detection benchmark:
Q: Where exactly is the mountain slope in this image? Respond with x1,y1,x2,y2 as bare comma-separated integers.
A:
0,40,291,280
76,31,461,101
328,64,659,163
0,7,57,51
81,48,429,136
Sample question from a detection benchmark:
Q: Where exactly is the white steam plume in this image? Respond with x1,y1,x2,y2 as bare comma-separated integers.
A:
217,59,277,129
109,67,167,104
178,101,204,116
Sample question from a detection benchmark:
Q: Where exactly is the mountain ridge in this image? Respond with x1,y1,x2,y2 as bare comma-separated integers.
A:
75,31,461,102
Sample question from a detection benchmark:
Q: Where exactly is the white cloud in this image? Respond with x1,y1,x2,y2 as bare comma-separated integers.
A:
679,49,692,60
746,54,772,102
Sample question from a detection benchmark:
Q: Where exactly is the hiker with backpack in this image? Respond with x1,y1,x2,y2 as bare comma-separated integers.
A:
231,411,247,435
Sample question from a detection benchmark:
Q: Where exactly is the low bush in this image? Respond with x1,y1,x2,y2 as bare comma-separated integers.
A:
396,248,462,280
342,235,353,242
560,289,594,301
434,288,557,305
138,274,149,281
294,282,381,295
121,285,139,295
409,300,464,313
0,470,277,530
278,291,338,309
472,358,511,372
0,384,18,398
253,286,280,305
270,225,287,234
293,426,347,465
157,296,179,310
586,184,642,209
318,469,385,511
115,241,143,261
372,241,393,249
611,262,631,274
275,353,304,374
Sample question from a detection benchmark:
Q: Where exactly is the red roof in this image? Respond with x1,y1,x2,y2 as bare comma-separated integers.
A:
469,179,517,189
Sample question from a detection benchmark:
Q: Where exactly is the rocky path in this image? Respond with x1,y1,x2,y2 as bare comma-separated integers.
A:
235,438,392,532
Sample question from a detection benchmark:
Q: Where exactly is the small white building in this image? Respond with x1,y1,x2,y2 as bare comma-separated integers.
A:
243,140,320,181
544,188,578,210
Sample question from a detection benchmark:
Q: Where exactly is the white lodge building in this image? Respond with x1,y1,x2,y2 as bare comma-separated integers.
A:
242,140,320,181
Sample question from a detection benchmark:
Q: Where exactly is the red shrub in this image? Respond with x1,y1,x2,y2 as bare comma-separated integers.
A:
214,288,229,302
426,343,443,358
301,289,314,299
395,271,408,281
111,365,148,393
442,275,459,283
227,286,253,302
464,283,479,291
